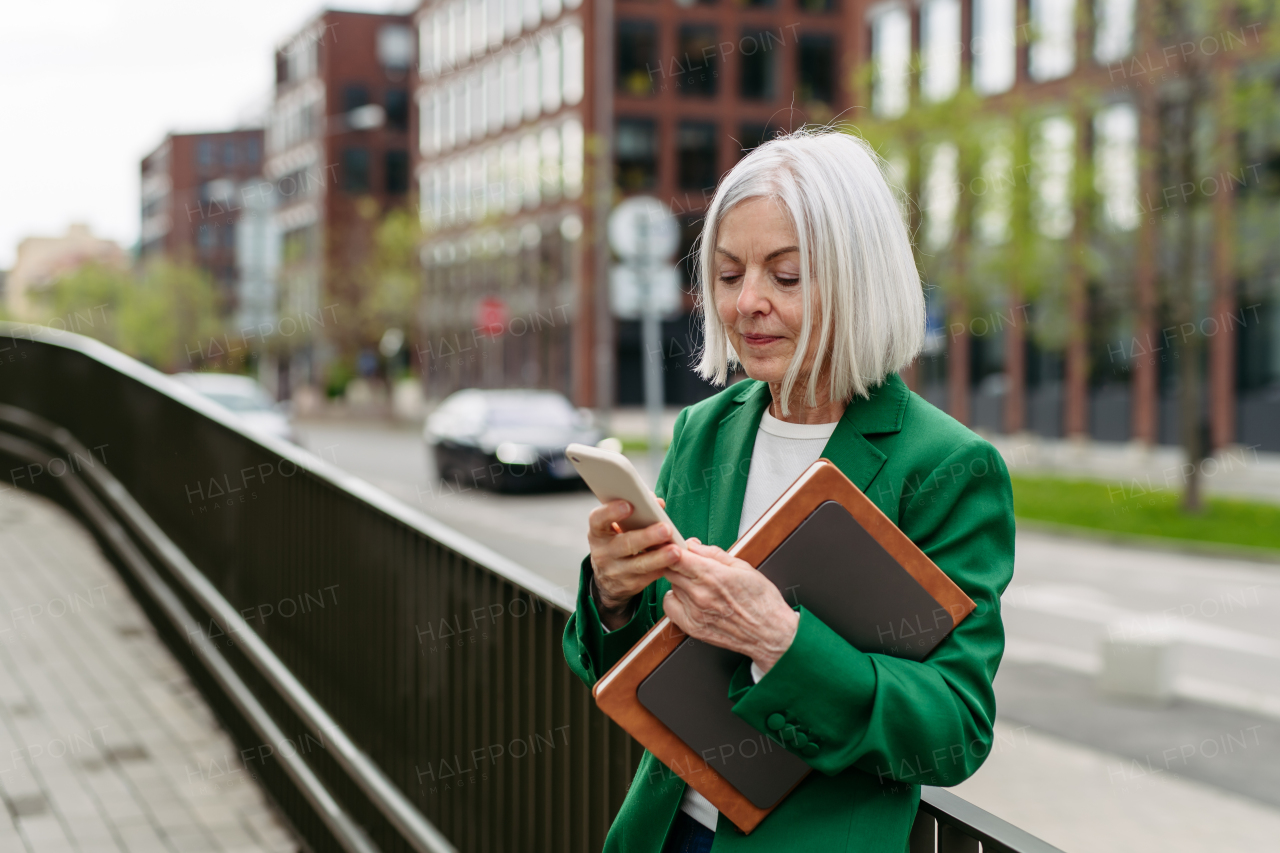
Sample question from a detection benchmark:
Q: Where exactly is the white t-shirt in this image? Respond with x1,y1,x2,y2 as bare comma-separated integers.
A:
677,409,839,832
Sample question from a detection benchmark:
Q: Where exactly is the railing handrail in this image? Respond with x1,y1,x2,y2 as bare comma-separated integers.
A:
0,324,1065,853
0,322,575,613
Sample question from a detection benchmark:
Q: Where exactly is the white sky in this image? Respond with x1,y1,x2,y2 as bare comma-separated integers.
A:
0,0,416,269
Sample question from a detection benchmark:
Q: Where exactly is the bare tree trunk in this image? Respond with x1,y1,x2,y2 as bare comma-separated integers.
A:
1172,81,1206,514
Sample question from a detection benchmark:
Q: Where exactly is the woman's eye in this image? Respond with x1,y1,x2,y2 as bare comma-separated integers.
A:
775,274,800,285
718,273,742,284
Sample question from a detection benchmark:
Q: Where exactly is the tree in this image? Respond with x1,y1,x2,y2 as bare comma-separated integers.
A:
116,261,226,373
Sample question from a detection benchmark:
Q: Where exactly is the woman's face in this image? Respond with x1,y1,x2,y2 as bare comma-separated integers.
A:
713,198,811,386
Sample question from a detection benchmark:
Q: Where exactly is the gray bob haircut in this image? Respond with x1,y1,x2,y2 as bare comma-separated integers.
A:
694,128,924,412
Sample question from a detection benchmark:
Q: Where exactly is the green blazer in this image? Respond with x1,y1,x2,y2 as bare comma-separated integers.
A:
562,374,1015,852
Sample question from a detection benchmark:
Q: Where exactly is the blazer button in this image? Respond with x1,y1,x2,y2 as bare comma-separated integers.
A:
792,732,809,748
766,713,786,731
802,743,819,757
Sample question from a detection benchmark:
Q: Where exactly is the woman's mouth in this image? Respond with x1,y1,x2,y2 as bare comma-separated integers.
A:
741,332,783,347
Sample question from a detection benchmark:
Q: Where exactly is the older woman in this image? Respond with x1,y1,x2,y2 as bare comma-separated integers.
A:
563,130,1014,853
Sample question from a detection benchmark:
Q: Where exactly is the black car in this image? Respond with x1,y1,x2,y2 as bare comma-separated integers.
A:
424,389,604,492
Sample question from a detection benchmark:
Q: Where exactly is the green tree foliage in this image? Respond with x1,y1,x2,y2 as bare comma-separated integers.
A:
36,260,227,373
357,207,424,347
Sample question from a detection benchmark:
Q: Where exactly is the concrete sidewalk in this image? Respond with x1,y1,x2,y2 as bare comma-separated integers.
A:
0,490,297,853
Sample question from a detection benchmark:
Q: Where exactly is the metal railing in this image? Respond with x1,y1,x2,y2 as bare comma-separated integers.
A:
0,325,1063,853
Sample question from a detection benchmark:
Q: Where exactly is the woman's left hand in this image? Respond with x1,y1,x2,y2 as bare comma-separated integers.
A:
663,540,800,674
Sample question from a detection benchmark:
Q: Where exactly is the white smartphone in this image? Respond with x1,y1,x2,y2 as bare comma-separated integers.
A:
565,443,686,549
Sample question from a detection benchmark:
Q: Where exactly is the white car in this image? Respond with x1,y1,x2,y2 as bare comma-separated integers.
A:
172,373,296,443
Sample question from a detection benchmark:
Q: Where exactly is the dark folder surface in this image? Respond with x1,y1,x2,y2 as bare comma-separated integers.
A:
636,500,956,808
590,459,976,834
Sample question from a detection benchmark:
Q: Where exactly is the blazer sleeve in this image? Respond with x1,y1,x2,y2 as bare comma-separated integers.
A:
726,438,1014,787
561,408,689,688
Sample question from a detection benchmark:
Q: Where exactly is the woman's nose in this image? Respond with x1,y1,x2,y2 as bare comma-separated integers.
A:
736,269,771,317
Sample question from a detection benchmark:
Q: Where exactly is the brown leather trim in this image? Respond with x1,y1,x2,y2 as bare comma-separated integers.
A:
590,459,976,834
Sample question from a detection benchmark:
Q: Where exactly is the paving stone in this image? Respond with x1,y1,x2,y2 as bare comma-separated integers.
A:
0,494,302,853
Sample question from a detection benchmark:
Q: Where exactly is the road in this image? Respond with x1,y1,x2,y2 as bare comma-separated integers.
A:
294,419,1280,828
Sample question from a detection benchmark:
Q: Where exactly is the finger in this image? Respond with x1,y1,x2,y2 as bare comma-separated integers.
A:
614,521,674,558
663,549,710,581
623,544,681,578
688,541,736,566
589,500,633,536
656,497,666,508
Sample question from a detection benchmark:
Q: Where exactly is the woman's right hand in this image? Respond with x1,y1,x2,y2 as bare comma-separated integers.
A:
588,499,680,630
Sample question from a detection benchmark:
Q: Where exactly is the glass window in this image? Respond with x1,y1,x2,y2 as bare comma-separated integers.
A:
521,45,541,119
446,0,463,69
469,0,486,57
541,125,562,199
562,118,584,198
677,122,718,190
386,89,409,131
486,0,504,47
563,24,585,106
1029,0,1076,81
1032,115,1075,238
471,71,486,139
738,123,778,159
486,145,504,210
245,137,261,165
871,7,911,117
469,151,486,219
342,84,370,113
800,0,835,11
921,0,961,102
443,85,457,149
542,31,563,113
616,118,658,190
222,140,238,167
485,61,503,134
504,0,522,39
923,142,960,251
618,21,658,97
419,19,435,79
341,148,371,193
378,25,415,70
1094,0,1135,64
972,0,1017,94
420,93,437,154
676,25,718,97
739,29,776,100
1094,103,1139,231
502,140,521,213
520,133,541,207
502,54,521,127
386,150,410,194
522,0,541,31
797,34,835,105
430,10,446,75
974,125,1014,244
196,139,214,169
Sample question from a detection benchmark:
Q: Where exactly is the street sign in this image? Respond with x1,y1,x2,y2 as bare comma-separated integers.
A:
608,197,679,262
474,296,509,337
609,265,683,320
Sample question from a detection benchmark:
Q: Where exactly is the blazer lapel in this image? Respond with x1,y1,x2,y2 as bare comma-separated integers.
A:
820,374,910,507
707,381,770,549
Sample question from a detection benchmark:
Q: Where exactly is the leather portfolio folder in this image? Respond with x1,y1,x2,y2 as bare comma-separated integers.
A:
590,459,976,834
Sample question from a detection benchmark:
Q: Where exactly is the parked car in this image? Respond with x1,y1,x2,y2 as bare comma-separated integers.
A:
172,373,296,444
425,389,603,491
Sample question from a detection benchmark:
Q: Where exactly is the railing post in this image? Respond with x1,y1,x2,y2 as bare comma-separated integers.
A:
938,824,982,853
910,811,937,853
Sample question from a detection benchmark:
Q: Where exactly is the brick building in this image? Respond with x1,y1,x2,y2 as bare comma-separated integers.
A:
267,9,416,390
863,0,1280,451
139,129,266,307
413,0,862,407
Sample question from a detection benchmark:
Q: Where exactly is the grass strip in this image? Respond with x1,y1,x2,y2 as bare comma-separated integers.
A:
1010,475,1280,554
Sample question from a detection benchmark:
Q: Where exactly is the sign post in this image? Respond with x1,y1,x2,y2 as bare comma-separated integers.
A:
608,197,680,479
